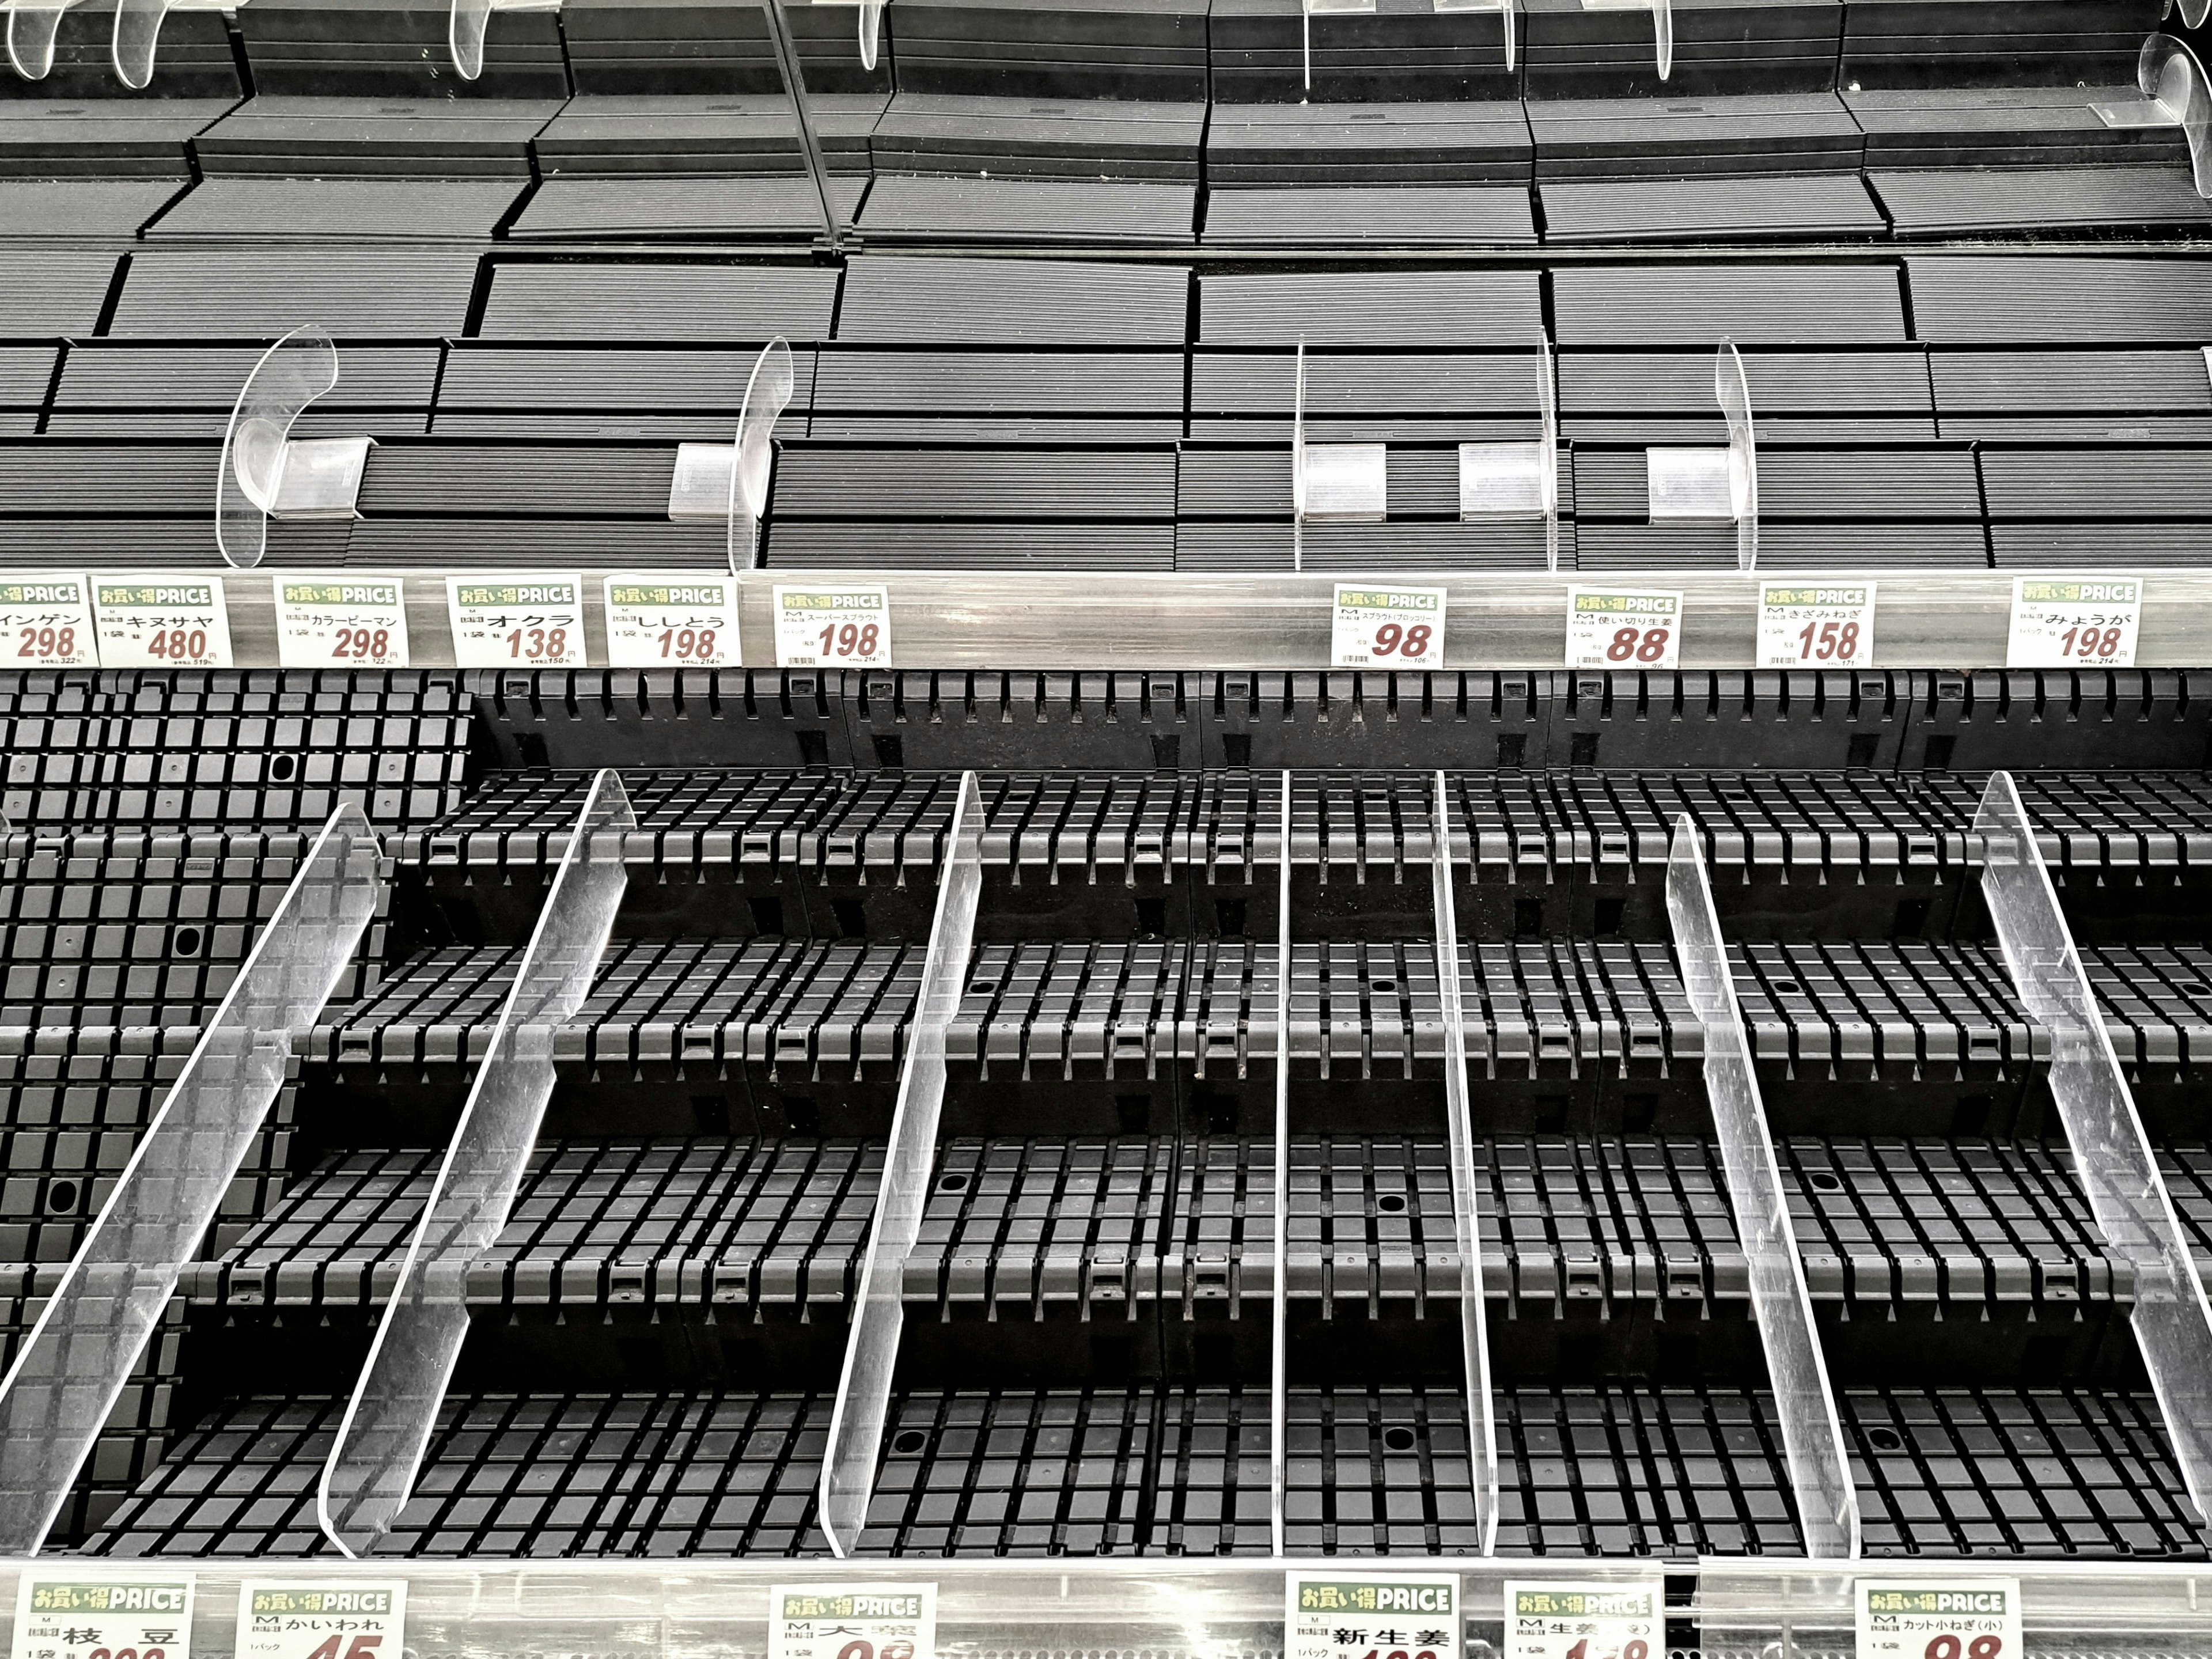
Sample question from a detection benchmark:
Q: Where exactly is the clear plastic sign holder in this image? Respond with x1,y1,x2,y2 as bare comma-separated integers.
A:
0,804,382,1555
2093,35,2212,198
2171,0,2211,31
1975,772,2212,1524
1665,813,1859,1559
217,325,372,571
764,0,852,248
1457,334,1561,572
732,337,795,574
1291,340,1388,564
1431,772,1499,1555
319,770,634,1558
112,0,168,86
1269,770,1291,1558
809,0,883,72
449,0,488,80
819,771,984,1558
1647,340,1758,571
6,0,71,81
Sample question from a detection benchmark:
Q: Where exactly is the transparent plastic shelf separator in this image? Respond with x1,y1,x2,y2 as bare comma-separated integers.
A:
217,325,338,570
819,771,984,1558
1270,769,1291,1558
6,2,66,81
1653,0,1672,81
1665,813,1859,1559
763,0,849,247
2147,35,2212,198
1431,771,1499,1555
110,0,167,86
0,804,382,1554
1717,340,1757,573
1291,340,1306,574
448,0,488,78
1537,332,1560,573
1975,771,2212,1524
318,771,634,1557
730,338,795,575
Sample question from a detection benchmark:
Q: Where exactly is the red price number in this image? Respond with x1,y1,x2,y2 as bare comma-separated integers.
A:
657,627,718,660
816,620,880,660
1605,624,1671,663
1925,1639,2002,1659
1794,618,1861,662
2058,624,2123,660
331,627,391,660
302,1637,383,1659
145,627,207,661
504,626,568,661
16,625,73,659
1371,622,1433,660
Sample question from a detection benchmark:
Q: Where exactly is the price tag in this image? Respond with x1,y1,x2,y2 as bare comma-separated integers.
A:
1504,1580,1663,1659
446,575,588,669
774,583,891,668
2006,575,2141,668
1286,1574,1459,1659
13,1574,195,1659
1855,1579,2020,1659
93,575,232,669
276,577,410,669
0,573,99,667
236,1582,406,1659
1565,588,1681,670
1758,581,1876,669
604,573,741,668
1332,584,1445,668
769,1584,935,1659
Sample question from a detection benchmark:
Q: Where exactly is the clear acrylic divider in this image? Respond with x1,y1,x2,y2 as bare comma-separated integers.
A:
0,804,382,1555
1431,772,1500,1555
819,771,984,1558
763,0,851,247
1717,339,1758,572
1270,770,1291,1558
449,0,490,79
2146,34,2211,196
1653,0,1672,79
1665,813,1860,1558
2177,1,2211,31
810,0,882,71
318,771,634,1558
1456,334,1559,570
1291,339,1307,573
216,325,340,570
6,2,68,80
111,0,168,86
1975,772,2212,1523
729,336,795,575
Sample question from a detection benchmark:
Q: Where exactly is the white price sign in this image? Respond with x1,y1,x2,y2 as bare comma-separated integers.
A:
1332,584,1445,668
1505,1581,1663,1659
0,573,98,667
1855,1580,2020,1659
276,577,410,669
1565,588,1680,670
446,575,588,669
770,1584,935,1659
93,576,232,668
1758,581,1875,668
774,584,890,668
2006,575,2141,668
236,1582,406,1659
13,1575,195,1659
604,573,740,668
1286,1574,1459,1659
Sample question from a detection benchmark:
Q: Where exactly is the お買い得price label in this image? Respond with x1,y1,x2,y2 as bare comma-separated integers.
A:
2006,575,2141,668
276,577,410,669
773,584,891,669
13,1575,194,1659
234,1582,406,1659
604,574,741,668
769,1584,935,1659
1503,1580,1664,1659
1332,584,1446,669
446,575,588,669
1285,1574,1459,1659
0,574,99,667
1565,588,1681,670
1758,582,1876,669
93,577,232,669
1855,1580,2020,1659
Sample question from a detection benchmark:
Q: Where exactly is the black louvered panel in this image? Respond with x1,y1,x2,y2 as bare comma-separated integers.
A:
0,249,123,336
509,176,868,241
1205,101,1531,185
0,349,57,432
1569,447,1978,520
1846,85,2184,171
106,244,482,338
531,93,885,175
1873,167,2212,237
343,518,727,567
559,0,889,96
46,342,438,438
1190,351,1556,442
836,255,1188,343
355,445,677,516
1557,347,1935,442
809,349,1183,441
1540,175,1883,241
1552,263,1907,346
857,177,1198,241
190,97,560,177
1522,0,1843,99
1981,450,2212,523
146,178,525,241
1210,0,1516,103
767,522,1177,568
1527,93,1861,180
1199,269,1540,345
1202,185,1537,246
773,445,1177,518
476,262,840,342
433,344,817,439
890,0,1209,101
869,94,1205,179
1989,525,2212,567
1839,0,2156,91
236,0,568,98
0,179,183,237
0,4,237,99
1907,256,2212,345
1927,348,2212,443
